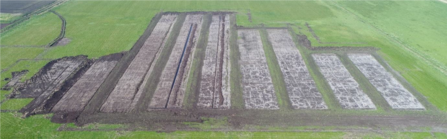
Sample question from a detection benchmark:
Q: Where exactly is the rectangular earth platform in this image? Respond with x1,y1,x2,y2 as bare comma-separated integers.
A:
149,14,203,109
312,54,376,109
348,54,425,110
12,56,87,98
197,14,231,109
267,29,327,109
237,29,279,109
20,56,88,115
100,15,177,113
52,59,119,113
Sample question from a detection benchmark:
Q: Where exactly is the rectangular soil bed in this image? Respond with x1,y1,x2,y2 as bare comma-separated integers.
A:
197,14,231,109
18,56,89,116
149,14,203,109
267,29,327,109
312,53,376,109
52,54,121,113
348,53,425,110
237,29,279,109
100,15,177,113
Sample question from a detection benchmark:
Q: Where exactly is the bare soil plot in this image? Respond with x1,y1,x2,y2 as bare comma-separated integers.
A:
267,29,327,109
16,56,89,116
149,14,203,109
1,70,28,90
197,14,231,109
348,54,425,110
12,56,88,98
52,54,122,113
312,54,376,109
100,15,177,113
237,29,279,109
55,38,70,46
219,14,231,109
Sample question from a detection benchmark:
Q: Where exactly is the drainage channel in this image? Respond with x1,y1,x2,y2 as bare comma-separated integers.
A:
211,15,226,108
217,16,226,106
165,24,195,108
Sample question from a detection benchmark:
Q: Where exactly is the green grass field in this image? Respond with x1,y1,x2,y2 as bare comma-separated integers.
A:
1,112,446,138
0,13,22,24
0,12,61,46
1,0,447,138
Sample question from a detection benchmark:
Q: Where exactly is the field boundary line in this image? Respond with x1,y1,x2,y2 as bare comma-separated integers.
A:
229,14,245,109
304,22,367,45
47,10,66,47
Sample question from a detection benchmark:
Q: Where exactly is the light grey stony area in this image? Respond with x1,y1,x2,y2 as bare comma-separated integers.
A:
149,14,203,109
312,54,376,109
52,60,118,112
100,15,177,113
197,14,231,109
348,54,425,110
238,29,279,109
267,29,327,109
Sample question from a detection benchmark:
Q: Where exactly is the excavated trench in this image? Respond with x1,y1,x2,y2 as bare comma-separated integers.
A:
166,24,196,108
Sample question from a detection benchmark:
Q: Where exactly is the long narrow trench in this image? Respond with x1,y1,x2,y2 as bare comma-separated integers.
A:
211,16,221,108
165,24,195,108
217,16,225,106
212,15,226,108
